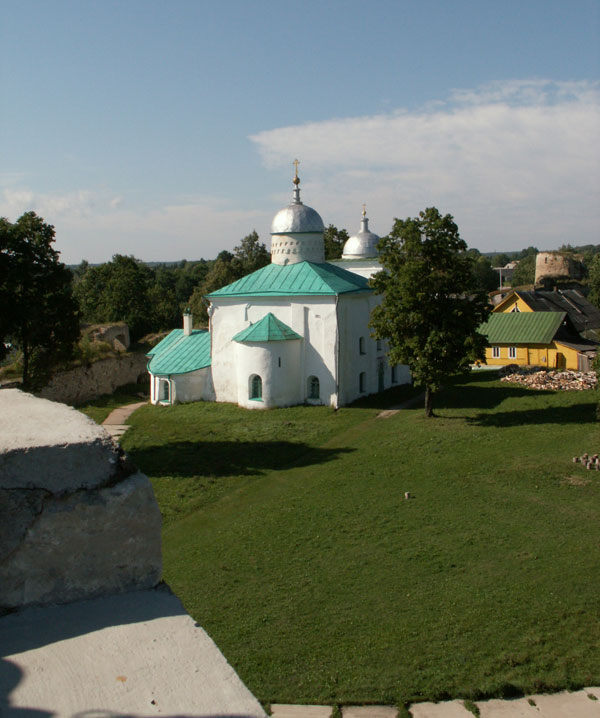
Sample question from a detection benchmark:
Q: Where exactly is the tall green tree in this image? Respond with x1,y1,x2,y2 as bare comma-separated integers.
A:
74,254,154,339
370,207,490,417
588,254,600,308
0,212,79,390
323,224,349,260
232,230,270,275
510,254,536,287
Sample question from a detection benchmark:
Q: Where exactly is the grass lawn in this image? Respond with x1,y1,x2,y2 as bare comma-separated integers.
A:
121,373,600,707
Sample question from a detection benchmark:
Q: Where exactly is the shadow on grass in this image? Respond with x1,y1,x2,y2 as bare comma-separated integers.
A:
435,383,549,411
466,402,597,427
129,440,355,479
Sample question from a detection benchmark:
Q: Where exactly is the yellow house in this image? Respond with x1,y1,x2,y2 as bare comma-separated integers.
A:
479,311,596,371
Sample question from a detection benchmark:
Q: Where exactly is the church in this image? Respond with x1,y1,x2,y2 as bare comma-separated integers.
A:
147,168,410,408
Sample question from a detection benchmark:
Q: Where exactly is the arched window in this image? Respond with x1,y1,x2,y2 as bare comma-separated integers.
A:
359,337,366,354
359,372,366,393
160,379,170,402
250,374,262,400
307,375,320,399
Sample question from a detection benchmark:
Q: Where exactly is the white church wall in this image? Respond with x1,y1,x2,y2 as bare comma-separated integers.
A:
337,293,411,405
149,367,214,405
210,296,339,408
235,340,301,409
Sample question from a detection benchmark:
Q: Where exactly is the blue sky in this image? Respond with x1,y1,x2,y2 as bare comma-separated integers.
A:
1,0,599,263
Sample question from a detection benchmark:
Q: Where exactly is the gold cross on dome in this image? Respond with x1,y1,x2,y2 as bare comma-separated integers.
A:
293,158,300,176
292,158,300,185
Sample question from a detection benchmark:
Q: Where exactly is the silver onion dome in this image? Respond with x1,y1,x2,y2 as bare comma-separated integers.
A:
270,168,325,235
342,208,379,258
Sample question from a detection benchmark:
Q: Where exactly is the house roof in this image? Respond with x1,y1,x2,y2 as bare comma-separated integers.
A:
233,313,302,343
496,289,600,334
207,261,371,298
479,311,567,344
147,329,211,375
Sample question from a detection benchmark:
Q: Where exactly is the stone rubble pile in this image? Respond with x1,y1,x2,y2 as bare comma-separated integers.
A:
498,364,598,391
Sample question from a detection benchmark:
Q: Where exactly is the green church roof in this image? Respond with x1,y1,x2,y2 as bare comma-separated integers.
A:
207,261,371,298
479,311,566,344
147,329,211,375
233,313,302,343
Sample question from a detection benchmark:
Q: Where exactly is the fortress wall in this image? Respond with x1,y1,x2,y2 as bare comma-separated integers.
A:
38,352,149,405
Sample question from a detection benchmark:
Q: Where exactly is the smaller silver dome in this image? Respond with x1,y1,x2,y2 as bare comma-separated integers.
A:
342,213,379,258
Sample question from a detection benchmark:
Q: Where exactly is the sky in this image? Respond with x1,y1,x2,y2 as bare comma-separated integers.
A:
1,0,599,264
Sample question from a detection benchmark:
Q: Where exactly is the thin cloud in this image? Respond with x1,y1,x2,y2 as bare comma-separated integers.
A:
250,80,600,251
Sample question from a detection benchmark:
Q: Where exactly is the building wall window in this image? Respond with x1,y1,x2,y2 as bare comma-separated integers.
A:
508,346,517,359
307,375,320,399
391,365,398,383
359,372,366,393
160,379,170,402
492,346,500,358
250,374,262,400
359,337,366,354
376,339,382,352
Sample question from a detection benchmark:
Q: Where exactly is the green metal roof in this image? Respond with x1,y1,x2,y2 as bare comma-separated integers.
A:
233,313,302,343
479,311,566,344
147,329,211,375
207,261,371,298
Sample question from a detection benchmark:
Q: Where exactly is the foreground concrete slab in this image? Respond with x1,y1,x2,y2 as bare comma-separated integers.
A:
518,689,600,717
342,706,397,717
271,705,332,717
410,700,472,717
0,586,266,718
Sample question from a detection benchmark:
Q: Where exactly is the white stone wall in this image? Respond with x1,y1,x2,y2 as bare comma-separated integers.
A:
234,340,302,409
210,296,340,408
337,293,411,405
150,367,215,405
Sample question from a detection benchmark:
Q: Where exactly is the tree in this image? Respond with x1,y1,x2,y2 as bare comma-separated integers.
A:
472,254,499,292
510,254,536,287
323,224,349,260
369,207,491,417
0,212,79,390
74,254,154,339
588,254,600,308
232,231,270,275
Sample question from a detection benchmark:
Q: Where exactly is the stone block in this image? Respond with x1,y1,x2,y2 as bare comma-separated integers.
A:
0,471,162,609
0,389,120,494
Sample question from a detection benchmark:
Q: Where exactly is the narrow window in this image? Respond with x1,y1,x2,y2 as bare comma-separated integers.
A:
376,339,382,352
278,356,281,367
359,372,366,393
509,347,517,359
250,374,262,400
492,346,500,358
391,365,398,384
307,375,320,399
359,337,366,354
161,380,170,402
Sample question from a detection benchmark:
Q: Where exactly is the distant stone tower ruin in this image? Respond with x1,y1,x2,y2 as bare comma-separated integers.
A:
535,251,584,286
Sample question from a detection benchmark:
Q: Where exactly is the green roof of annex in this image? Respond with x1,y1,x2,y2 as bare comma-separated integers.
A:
147,329,211,375
207,260,371,298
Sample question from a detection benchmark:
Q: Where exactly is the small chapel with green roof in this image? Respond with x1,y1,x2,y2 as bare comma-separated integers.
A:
147,168,410,408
